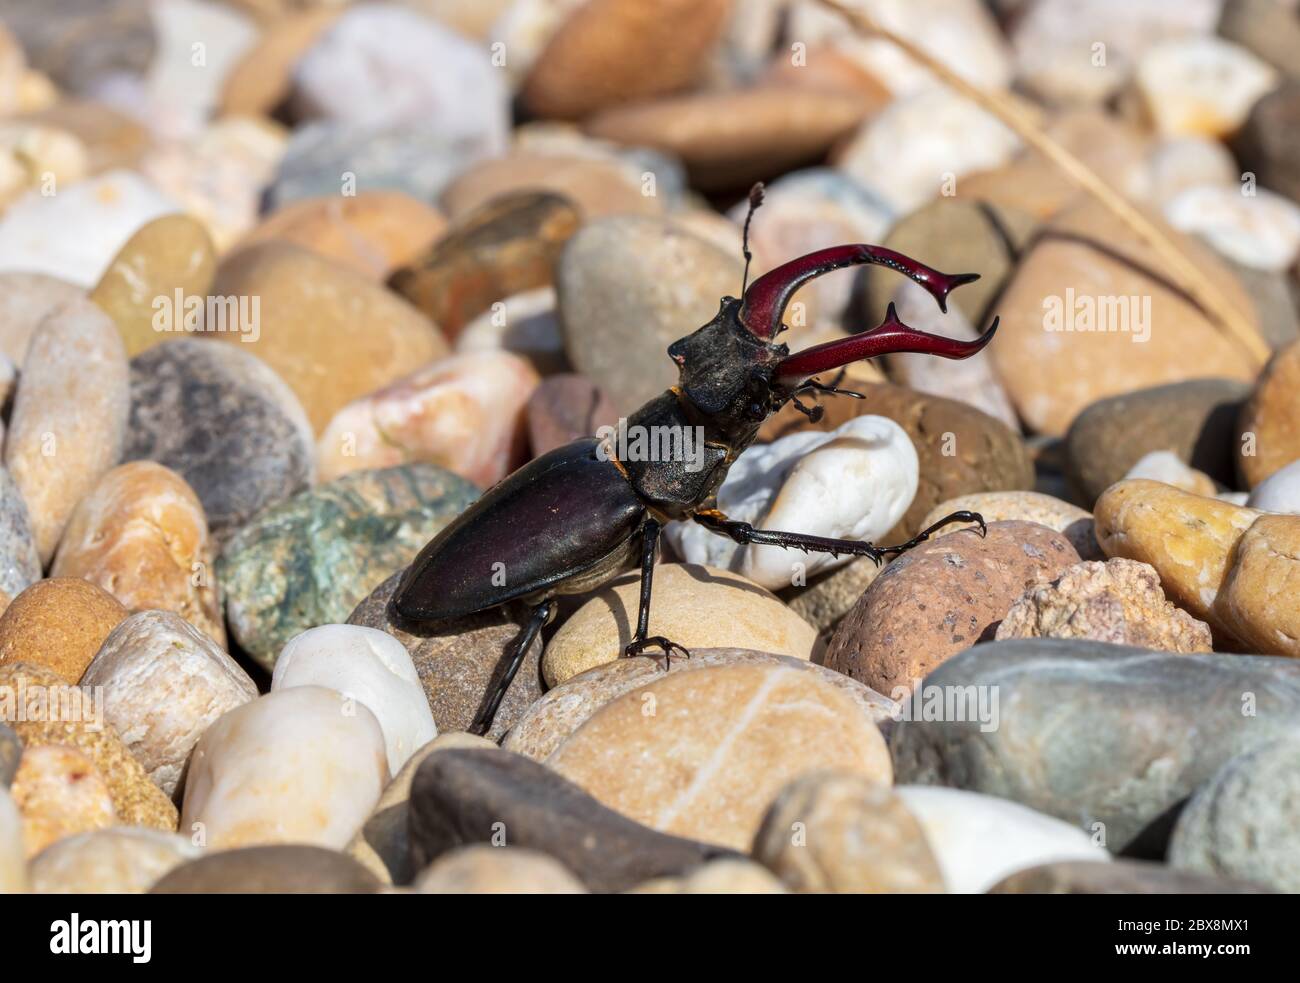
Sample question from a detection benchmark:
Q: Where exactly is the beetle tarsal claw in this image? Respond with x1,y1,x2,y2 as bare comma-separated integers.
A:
624,636,692,668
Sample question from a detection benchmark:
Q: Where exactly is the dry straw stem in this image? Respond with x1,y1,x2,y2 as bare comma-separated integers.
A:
814,0,1270,368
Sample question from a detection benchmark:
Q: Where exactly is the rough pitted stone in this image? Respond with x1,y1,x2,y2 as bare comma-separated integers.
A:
151,844,381,894
11,744,116,856
0,579,128,684
220,464,478,671
124,340,315,545
891,639,1300,854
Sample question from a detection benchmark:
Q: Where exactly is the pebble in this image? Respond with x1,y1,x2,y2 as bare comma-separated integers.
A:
407,747,736,893
272,625,437,776
0,722,17,787
761,382,1035,540
917,491,1101,561
522,0,729,120
891,638,1300,854
1141,135,1240,208
80,611,257,798
11,745,117,856
1164,185,1300,272
151,844,381,894
825,522,1081,696
1132,37,1278,139
664,416,918,590
995,558,1213,652
0,786,22,891
205,241,448,434
628,858,788,895
22,101,149,174
389,191,580,341
0,579,128,684
1238,336,1300,487
88,214,217,358
1246,459,1300,512
240,192,446,281
1217,513,1300,657
989,859,1271,895
51,462,225,646
1168,736,1300,893
752,772,944,894
547,662,892,850
0,662,177,830
414,845,587,894
317,351,541,487
541,564,820,686
28,827,201,894
0,122,89,207
456,287,567,377
779,556,884,641
0,467,40,601
584,86,872,192
1233,80,1300,203
896,786,1109,894
1219,0,1300,81
0,0,155,96
182,687,388,850
0,270,84,365
1065,378,1250,505
557,215,743,414
219,463,478,671
219,7,340,117
5,296,130,564
838,90,1021,213
1122,449,1218,496
1229,258,1300,350
348,573,543,742
991,198,1259,436
0,170,177,288
503,649,898,762
124,339,316,545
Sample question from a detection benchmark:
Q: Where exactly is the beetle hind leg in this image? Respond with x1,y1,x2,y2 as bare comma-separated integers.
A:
469,598,556,737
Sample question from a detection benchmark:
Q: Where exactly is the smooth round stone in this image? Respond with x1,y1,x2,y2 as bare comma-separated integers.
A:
525,374,618,459
542,564,819,687
239,192,446,281
1123,449,1217,496
760,382,1035,539
1233,80,1300,203
204,242,448,434
219,7,340,116
548,662,891,851
0,662,177,830
1219,514,1300,657
151,844,381,894
557,215,742,415
51,462,224,646
29,827,200,894
1169,736,1300,892
21,100,149,174
88,214,216,357
918,491,1100,561
0,579,128,684
664,416,918,591
1132,36,1278,139
182,687,388,850
1220,0,1300,80
317,351,541,487
825,522,1081,696
0,122,88,207
0,466,39,601
1142,135,1239,207
836,89,1020,215
1065,378,1250,505
456,287,566,377
0,270,84,365
5,296,129,564
0,0,155,96
272,625,437,776
414,845,587,894
292,4,508,145
124,339,315,545
896,786,1109,894
1165,185,1300,272
1238,336,1300,487
0,722,17,787
347,573,544,742
389,191,580,340
752,772,944,894
0,787,25,892
504,649,898,763
11,745,116,856
218,463,478,670
990,859,1271,894
628,858,788,895
1247,459,1300,512
585,86,871,192
522,0,729,120
0,170,177,288
81,611,257,798
996,558,1213,652
1228,258,1300,351
991,198,1260,436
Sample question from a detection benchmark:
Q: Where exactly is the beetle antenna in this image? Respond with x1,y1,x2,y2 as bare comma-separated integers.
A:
741,182,765,295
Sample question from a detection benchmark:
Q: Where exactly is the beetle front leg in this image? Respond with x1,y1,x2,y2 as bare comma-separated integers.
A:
623,518,690,666
692,508,987,566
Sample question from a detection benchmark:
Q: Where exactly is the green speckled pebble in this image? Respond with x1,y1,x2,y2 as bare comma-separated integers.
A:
218,463,478,670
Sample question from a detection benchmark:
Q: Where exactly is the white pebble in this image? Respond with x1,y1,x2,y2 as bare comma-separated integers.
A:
1133,36,1278,139
1247,459,1300,513
0,787,25,893
1164,185,1300,272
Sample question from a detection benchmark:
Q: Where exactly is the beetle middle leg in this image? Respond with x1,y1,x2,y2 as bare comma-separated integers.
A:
469,598,556,737
692,509,987,567
623,518,690,666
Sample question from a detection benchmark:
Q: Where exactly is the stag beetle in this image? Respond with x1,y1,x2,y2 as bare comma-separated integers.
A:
393,187,998,735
